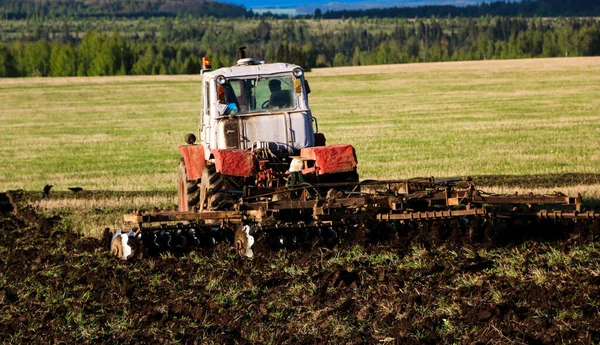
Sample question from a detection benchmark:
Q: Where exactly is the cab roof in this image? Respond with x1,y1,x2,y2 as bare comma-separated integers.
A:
203,61,301,79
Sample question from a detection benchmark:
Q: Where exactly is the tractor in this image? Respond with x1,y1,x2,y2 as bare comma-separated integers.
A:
177,47,358,213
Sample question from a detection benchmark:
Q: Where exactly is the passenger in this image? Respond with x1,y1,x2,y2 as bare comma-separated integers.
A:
223,83,239,114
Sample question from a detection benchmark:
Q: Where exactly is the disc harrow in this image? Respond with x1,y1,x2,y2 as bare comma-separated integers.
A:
109,177,596,260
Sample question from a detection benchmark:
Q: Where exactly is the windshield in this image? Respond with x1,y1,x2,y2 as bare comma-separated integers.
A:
219,75,296,115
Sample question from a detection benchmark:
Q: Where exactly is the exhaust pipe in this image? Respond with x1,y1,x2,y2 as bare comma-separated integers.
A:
238,46,246,60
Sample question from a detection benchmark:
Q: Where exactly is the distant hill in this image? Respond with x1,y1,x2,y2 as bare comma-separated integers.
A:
233,0,507,12
1,0,249,19
319,0,600,18
235,0,600,17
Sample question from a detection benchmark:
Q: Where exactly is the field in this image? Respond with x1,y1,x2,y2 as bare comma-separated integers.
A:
2,57,600,344
2,191,600,344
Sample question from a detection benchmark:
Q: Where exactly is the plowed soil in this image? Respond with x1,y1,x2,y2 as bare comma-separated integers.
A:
1,190,600,344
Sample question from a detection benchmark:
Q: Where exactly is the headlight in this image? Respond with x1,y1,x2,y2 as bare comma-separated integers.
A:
216,75,226,85
293,68,303,78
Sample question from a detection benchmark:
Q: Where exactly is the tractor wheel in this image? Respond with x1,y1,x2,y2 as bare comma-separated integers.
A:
199,164,228,210
178,159,200,212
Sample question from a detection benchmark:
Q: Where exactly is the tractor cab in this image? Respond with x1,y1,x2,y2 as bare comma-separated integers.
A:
199,50,315,161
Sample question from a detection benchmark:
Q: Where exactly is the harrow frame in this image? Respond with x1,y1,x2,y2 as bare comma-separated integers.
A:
112,177,592,259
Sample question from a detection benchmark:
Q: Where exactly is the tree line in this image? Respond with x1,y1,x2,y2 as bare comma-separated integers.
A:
1,0,248,20
1,17,599,78
321,0,600,19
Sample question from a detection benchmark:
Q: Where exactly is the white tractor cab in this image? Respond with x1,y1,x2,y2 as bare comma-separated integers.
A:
201,47,315,156
178,47,358,212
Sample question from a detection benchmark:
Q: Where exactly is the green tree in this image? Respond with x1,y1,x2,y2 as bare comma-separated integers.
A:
50,43,77,76
375,42,391,64
24,40,51,76
182,55,200,75
132,45,158,75
77,32,101,76
405,36,420,61
541,31,558,57
0,44,19,77
333,52,348,67
580,25,600,56
314,8,322,19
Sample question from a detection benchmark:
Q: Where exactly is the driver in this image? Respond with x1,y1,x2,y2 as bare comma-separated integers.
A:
268,79,292,108
268,79,282,94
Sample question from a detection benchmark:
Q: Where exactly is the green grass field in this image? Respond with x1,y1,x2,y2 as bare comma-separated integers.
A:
318,58,600,178
2,57,600,234
2,57,599,190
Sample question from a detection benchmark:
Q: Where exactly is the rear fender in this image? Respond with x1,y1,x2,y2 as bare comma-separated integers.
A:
300,144,358,175
178,145,206,180
211,149,258,177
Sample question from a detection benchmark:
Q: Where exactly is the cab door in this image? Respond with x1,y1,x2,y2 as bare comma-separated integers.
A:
201,79,212,159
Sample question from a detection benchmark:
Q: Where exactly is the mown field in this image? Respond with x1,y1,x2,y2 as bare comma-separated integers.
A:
2,57,600,189
1,57,600,344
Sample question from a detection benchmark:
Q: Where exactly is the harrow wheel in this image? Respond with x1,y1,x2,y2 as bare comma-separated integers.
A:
177,159,199,212
110,229,139,260
234,225,255,257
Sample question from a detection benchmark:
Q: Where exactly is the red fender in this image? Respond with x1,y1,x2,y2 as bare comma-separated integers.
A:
178,145,206,180
211,149,258,177
300,144,358,175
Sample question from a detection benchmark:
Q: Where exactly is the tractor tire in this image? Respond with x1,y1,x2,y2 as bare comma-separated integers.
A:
198,164,241,211
178,159,200,212
199,164,228,210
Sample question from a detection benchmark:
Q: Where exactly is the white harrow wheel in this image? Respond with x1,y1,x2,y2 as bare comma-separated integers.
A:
110,229,140,260
235,225,255,258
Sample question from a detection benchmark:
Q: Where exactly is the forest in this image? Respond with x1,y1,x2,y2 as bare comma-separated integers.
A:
1,16,599,78
1,0,249,20
0,0,599,77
